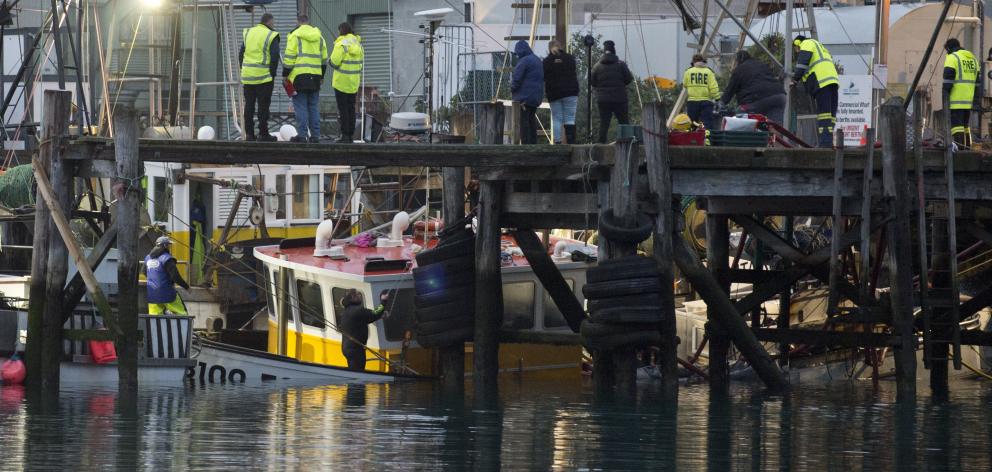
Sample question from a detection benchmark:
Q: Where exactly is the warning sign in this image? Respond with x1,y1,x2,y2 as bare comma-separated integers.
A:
836,75,873,147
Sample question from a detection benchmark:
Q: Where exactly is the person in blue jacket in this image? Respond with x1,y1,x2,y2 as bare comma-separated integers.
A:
143,236,190,315
511,40,544,144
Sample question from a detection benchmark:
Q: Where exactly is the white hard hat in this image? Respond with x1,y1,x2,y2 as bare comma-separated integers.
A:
197,125,216,140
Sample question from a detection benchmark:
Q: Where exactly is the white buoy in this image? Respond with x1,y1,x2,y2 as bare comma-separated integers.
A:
278,124,298,142
197,125,216,140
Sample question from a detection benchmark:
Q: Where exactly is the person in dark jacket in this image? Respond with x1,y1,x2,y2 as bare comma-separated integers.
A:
143,236,190,315
511,40,544,144
591,40,633,143
339,289,387,371
543,39,579,144
720,51,787,124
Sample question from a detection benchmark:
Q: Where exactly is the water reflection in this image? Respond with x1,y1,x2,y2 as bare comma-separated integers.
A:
0,379,990,470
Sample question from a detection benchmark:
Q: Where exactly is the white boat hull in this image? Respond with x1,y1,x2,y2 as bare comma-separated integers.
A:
60,361,192,385
190,337,419,384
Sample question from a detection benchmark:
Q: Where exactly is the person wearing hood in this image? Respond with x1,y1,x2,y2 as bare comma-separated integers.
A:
543,39,579,144
339,289,388,371
511,40,544,144
721,50,787,124
591,40,633,143
283,15,329,143
330,22,364,143
682,54,720,130
143,237,190,316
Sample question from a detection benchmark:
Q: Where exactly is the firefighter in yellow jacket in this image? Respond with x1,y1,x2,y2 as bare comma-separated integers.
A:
330,22,364,143
942,38,979,148
793,35,839,148
682,54,721,130
283,15,329,143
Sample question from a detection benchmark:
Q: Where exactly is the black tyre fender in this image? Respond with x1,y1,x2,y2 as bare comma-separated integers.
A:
413,256,474,279
415,236,475,266
414,286,475,309
416,300,474,323
416,326,474,347
586,256,658,284
598,209,653,244
580,320,661,338
583,330,663,351
413,265,475,294
588,306,664,324
415,279,475,301
586,293,662,312
417,315,474,336
582,277,661,299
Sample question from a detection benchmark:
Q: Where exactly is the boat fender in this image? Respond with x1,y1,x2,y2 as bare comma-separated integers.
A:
1,354,26,385
196,126,216,140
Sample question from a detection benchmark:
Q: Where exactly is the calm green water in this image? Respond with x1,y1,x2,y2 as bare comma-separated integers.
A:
0,378,990,471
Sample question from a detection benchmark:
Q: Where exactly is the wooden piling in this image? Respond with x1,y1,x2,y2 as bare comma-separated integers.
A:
608,136,642,395
704,213,731,393
879,98,917,401
642,102,678,396
113,107,142,391
28,90,72,390
778,216,793,365
440,166,466,391
471,103,505,401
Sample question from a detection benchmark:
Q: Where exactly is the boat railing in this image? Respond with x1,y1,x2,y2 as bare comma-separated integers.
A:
63,312,193,363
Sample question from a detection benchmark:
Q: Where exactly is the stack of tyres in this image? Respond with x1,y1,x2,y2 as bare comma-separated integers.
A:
412,228,476,346
581,209,663,351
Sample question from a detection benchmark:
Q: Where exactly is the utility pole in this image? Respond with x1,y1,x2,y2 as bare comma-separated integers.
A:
784,0,793,130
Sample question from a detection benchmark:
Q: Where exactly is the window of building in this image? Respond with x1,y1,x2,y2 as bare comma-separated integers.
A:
292,174,320,220
274,175,286,220
502,281,535,330
152,176,172,223
543,279,574,329
379,288,416,342
295,280,325,328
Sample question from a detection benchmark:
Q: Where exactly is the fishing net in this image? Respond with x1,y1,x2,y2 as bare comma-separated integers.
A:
0,165,35,209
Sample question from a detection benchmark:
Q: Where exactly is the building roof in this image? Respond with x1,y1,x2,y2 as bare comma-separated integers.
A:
747,3,924,46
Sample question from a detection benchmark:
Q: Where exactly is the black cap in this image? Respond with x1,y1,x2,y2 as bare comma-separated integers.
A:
603,40,616,54
945,38,961,52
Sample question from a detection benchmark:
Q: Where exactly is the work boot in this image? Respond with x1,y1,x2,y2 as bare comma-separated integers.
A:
290,136,307,143
245,134,256,142
257,134,277,142
335,135,352,144
308,136,320,144
564,124,577,144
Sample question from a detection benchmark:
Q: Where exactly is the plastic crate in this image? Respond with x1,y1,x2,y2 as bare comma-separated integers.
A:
708,130,769,147
669,130,706,146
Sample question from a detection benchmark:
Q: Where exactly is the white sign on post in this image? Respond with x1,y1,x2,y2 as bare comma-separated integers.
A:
837,75,874,147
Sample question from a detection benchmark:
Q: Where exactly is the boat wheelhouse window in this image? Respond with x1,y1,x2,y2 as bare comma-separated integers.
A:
152,176,172,222
275,175,287,220
323,173,351,218
543,279,574,329
263,269,277,319
292,174,320,220
295,280,325,328
330,287,351,326
379,288,416,342
502,282,535,330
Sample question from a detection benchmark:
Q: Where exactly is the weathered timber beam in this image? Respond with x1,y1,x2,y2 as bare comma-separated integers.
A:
512,229,585,333
964,221,992,247
702,196,875,216
727,269,785,284
61,225,119,321
754,328,899,347
62,328,116,342
499,213,598,230
499,329,581,345
439,166,466,393
504,192,598,214
33,164,120,334
673,230,789,392
959,329,992,347
69,138,570,168
960,286,992,319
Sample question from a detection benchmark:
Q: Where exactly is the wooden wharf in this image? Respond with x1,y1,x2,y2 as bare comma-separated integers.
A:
26,93,992,402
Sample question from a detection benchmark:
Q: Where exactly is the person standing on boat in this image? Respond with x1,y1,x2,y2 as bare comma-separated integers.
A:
283,15,329,143
339,290,387,371
511,40,544,145
543,39,579,144
329,22,364,143
682,54,721,130
942,38,980,148
239,13,280,142
591,40,633,143
720,50,787,124
143,237,190,316
792,35,839,148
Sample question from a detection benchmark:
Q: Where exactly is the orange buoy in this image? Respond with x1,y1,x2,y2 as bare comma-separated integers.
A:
1,354,26,385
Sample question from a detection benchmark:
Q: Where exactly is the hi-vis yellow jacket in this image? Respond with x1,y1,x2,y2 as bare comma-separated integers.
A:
793,38,839,91
330,33,364,94
284,24,329,83
240,24,279,84
944,49,979,110
683,66,720,102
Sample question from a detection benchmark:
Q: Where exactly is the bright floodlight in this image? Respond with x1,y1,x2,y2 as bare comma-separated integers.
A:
142,0,163,9
413,7,453,22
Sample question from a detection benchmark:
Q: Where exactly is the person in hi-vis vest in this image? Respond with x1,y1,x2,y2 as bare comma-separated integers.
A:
682,54,721,130
239,13,280,142
283,15,329,143
143,237,190,316
792,35,839,148
329,22,364,143
942,38,980,148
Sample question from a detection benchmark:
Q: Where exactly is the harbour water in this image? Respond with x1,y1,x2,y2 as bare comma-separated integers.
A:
0,377,990,470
